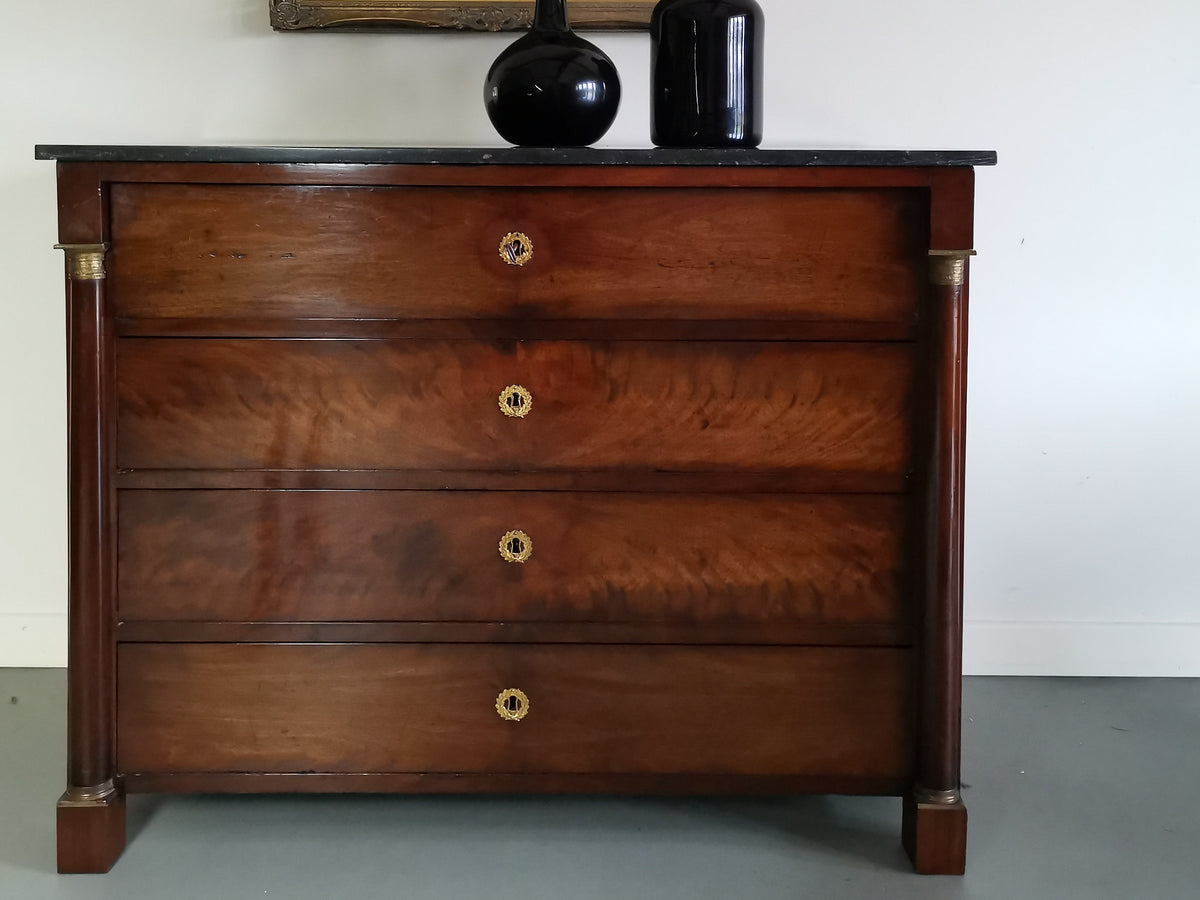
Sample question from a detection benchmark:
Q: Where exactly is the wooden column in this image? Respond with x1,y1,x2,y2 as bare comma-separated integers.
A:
55,240,126,874
902,240,974,875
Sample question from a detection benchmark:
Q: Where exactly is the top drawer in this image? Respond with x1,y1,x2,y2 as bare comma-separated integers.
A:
108,184,927,324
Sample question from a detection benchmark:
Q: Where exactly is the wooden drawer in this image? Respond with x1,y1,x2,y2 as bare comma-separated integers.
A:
116,339,914,476
117,491,908,626
117,644,914,777
109,184,926,325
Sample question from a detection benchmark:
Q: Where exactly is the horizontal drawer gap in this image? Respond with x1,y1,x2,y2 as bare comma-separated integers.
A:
115,622,914,646
115,317,918,342
115,469,913,493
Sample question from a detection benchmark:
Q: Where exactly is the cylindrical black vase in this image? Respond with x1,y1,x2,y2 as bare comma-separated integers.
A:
651,0,764,147
484,0,621,147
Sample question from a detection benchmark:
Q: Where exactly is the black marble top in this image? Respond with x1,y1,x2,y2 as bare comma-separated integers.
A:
35,145,996,167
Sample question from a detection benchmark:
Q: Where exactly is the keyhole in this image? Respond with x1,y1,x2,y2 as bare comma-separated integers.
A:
498,385,531,418
499,233,533,268
499,529,532,563
496,687,530,721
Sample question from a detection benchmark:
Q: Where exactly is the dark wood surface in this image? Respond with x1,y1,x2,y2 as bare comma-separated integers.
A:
58,168,125,874
56,793,126,875
66,276,116,795
114,620,912,646
113,316,917,343
122,772,909,796
61,162,955,191
109,184,926,324
915,171,973,800
117,644,914,777
50,155,978,873
116,339,914,473
118,491,908,626
114,468,911,494
903,796,968,875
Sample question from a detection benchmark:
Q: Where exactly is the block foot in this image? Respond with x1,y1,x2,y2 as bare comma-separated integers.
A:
57,784,127,874
902,789,967,875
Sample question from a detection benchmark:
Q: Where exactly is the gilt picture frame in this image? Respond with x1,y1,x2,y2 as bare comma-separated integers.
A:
269,0,655,31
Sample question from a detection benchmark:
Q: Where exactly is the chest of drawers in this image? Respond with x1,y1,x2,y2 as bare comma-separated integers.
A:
39,145,993,875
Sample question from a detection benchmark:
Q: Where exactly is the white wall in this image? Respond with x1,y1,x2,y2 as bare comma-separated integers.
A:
2,0,1198,674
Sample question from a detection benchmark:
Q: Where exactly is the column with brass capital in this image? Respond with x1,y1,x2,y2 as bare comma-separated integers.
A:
55,242,127,874
903,247,975,875
929,248,976,287
55,243,109,281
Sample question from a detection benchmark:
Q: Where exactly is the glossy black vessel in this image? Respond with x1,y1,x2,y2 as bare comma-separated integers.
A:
484,0,621,147
651,0,764,147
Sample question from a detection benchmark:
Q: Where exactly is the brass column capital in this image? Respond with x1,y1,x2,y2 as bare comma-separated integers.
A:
928,249,976,287
55,243,109,281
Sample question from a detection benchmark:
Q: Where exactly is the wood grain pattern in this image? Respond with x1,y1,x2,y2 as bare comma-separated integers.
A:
55,160,945,191
56,793,126,875
915,171,974,800
108,184,926,324
65,275,118,796
116,339,914,473
48,156,982,874
117,491,908,626
123,772,908,796
903,796,968,875
117,644,914,777
57,169,126,874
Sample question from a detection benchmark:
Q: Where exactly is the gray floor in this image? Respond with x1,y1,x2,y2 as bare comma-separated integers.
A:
1,671,1197,900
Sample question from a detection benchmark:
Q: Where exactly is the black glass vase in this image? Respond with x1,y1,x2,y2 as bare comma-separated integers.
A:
650,0,764,147
484,0,621,147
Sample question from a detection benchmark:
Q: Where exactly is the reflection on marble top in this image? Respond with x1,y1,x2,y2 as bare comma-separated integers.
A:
34,145,997,167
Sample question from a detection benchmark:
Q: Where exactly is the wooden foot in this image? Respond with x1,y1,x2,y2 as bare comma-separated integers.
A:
57,785,127,874
902,791,967,875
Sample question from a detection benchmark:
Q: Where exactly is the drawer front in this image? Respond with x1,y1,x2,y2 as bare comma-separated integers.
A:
116,339,914,474
118,491,907,626
117,644,914,777
109,184,926,324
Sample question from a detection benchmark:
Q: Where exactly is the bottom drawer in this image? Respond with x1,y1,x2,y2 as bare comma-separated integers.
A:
117,644,914,778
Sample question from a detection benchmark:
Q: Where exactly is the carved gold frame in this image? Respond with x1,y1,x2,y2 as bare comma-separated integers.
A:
269,0,654,31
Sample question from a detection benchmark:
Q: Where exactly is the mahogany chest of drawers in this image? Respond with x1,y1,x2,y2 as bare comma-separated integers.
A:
38,145,993,874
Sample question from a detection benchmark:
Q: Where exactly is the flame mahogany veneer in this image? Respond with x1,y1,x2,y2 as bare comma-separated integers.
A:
45,151,981,874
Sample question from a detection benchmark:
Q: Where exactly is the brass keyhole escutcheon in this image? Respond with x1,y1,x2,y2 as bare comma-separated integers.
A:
498,384,532,418
499,232,534,266
499,530,533,564
496,688,530,722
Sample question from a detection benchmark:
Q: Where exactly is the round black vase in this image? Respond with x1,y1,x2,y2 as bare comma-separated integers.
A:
484,0,621,147
651,0,764,147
